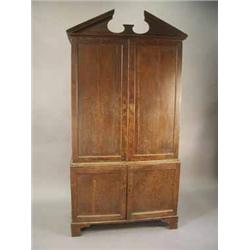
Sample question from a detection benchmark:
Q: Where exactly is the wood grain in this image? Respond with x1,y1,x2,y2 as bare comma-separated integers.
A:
71,166,127,222
127,162,180,219
128,39,182,160
78,41,121,157
73,38,128,162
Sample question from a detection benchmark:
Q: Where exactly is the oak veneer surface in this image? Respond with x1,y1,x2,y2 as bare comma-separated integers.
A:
135,44,176,155
67,9,187,236
78,39,126,159
127,163,180,220
128,39,182,161
71,166,127,222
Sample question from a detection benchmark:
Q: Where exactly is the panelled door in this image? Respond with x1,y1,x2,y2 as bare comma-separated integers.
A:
128,38,182,161
127,162,180,219
72,37,128,162
71,165,127,222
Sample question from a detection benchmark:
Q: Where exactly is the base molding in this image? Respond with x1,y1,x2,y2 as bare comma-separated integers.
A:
71,216,178,236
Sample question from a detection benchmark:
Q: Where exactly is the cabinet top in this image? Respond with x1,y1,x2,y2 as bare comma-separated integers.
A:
66,9,188,40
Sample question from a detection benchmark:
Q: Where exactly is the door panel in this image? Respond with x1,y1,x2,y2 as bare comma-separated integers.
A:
127,162,180,220
128,39,182,160
73,38,128,162
71,166,127,222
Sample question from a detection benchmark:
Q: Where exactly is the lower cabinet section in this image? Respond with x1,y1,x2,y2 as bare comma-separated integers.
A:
71,165,127,222
70,161,180,234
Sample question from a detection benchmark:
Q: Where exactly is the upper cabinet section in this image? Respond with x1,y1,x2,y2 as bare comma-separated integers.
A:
66,9,188,40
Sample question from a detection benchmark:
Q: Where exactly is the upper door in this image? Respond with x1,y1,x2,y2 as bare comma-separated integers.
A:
71,37,128,162
128,38,182,161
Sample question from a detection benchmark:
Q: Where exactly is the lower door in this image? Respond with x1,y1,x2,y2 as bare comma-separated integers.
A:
71,165,127,222
127,162,180,220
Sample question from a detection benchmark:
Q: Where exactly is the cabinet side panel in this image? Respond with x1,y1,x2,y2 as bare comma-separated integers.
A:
71,38,79,161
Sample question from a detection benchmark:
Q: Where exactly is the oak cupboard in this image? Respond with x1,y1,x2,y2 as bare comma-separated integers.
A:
66,9,187,236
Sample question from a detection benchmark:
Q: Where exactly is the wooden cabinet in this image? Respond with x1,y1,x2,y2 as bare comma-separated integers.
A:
67,9,187,236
